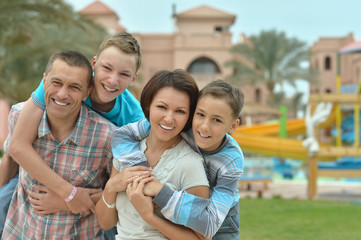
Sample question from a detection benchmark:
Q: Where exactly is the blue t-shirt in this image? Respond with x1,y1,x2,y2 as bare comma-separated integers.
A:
31,80,144,127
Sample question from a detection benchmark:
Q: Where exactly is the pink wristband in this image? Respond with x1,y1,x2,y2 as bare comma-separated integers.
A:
64,186,77,203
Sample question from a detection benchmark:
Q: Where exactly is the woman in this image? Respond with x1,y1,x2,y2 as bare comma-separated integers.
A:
95,69,210,240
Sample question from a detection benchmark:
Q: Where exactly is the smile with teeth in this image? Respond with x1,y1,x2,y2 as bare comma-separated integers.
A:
199,132,210,138
103,84,117,92
53,99,68,106
160,124,174,130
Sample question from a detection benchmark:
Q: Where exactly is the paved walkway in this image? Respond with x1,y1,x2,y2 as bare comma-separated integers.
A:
239,180,361,202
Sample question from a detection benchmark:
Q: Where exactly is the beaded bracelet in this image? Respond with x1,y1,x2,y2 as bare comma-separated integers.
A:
102,192,116,209
64,186,77,203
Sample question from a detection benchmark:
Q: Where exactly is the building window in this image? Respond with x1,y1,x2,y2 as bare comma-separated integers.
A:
214,26,222,34
187,57,221,74
324,56,331,70
255,88,261,103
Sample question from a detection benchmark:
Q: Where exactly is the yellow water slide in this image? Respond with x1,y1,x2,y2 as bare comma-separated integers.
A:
232,107,336,160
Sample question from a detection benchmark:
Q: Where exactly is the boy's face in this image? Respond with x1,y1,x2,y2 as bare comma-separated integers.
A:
91,46,137,110
192,95,239,152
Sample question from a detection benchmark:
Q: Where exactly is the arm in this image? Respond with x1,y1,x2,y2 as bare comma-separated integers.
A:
27,184,102,216
111,119,151,171
8,98,97,214
0,153,18,188
152,169,242,238
95,164,152,230
127,178,210,240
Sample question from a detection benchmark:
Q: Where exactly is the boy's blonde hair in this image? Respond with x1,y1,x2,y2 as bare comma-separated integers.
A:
199,79,244,119
96,31,142,72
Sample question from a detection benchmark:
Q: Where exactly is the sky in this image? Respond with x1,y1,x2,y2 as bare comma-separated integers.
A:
66,0,360,45
65,0,361,107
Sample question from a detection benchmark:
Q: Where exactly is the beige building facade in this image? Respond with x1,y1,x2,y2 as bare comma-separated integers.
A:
80,1,277,124
310,33,361,94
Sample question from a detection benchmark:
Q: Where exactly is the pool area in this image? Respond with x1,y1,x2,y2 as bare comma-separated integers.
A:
241,156,361,184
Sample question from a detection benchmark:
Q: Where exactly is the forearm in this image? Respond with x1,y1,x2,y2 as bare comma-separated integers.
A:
0,153,18,188
7,100,74,199
154,172,241,238
111,119,150,170
95,187,118,230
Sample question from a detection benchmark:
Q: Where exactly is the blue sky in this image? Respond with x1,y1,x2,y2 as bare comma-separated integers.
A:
67,0,360,45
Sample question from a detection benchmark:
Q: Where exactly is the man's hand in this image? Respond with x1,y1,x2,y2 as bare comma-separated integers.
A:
28,184,68,216
66,187,102,215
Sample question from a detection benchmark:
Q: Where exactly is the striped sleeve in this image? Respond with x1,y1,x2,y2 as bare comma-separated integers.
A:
153,169,242,238
111,118,151,171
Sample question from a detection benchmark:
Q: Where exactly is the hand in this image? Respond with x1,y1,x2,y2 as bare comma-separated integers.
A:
28,184,68,216
107,166,153,193
143,179,163,197
126,176,155,223
66,187,102,215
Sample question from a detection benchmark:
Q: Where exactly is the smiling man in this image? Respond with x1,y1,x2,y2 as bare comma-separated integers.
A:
2,51,115,239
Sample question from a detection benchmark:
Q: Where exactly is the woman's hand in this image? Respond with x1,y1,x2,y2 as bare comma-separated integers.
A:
126,176,155,223
106,166,152,194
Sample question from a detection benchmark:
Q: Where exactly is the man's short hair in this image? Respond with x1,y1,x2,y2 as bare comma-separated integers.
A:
199,79,244,119
96,31,142,73
45,50,93,87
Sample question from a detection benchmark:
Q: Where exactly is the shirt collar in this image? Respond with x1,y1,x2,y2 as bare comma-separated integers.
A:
38,104,87,146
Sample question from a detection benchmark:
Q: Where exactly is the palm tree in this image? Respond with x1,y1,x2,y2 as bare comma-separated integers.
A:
226,29,316,107
0,0,106,103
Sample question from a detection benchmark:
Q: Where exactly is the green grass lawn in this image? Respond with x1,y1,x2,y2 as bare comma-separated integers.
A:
239,198,361,240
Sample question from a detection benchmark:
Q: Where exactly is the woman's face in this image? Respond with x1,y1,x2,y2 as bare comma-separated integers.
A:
148,86,190,144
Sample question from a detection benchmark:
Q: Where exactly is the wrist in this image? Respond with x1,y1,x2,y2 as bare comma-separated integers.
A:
64,186,77,203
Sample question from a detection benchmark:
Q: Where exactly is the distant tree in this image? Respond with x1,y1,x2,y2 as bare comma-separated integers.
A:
226,29,316,107
0,0,107,103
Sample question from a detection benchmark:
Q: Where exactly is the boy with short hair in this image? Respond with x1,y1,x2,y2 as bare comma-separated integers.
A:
111,79,244,239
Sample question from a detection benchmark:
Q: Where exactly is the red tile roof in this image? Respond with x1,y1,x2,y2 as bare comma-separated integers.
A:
79,0,117,16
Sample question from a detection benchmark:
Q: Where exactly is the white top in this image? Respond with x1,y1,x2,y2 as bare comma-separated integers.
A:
113,138,209,240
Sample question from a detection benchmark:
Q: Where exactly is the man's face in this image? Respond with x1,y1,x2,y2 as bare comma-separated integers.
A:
43,59,91,122
91,46,137,111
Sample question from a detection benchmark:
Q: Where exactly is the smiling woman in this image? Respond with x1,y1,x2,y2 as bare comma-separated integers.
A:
96,69,210,240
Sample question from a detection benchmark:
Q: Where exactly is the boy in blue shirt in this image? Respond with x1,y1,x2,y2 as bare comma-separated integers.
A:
112,79,244,239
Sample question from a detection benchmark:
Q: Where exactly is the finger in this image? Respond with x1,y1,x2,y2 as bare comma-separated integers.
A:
140,176,154,185
27,190,40,201
128,166,152,172
85,188,102,194
126,175,140,184
32,184,49,193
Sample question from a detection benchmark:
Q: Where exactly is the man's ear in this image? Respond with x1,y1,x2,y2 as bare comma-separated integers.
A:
83,86,92,101
42,73,47,88
91,56,97,72
129,73,138,87
228,118,240,134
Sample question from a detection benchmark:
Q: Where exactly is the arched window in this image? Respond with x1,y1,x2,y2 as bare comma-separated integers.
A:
187,57,221,74
255,88,261,103
325,56,331,70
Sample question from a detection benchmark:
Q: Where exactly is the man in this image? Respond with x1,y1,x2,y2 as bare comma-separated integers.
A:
1,51,115,239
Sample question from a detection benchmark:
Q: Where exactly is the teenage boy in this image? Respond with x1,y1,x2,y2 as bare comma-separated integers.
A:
111,79,244,239
2,50,115,239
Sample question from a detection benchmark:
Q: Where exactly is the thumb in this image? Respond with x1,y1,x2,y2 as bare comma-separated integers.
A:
86,188,102,194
